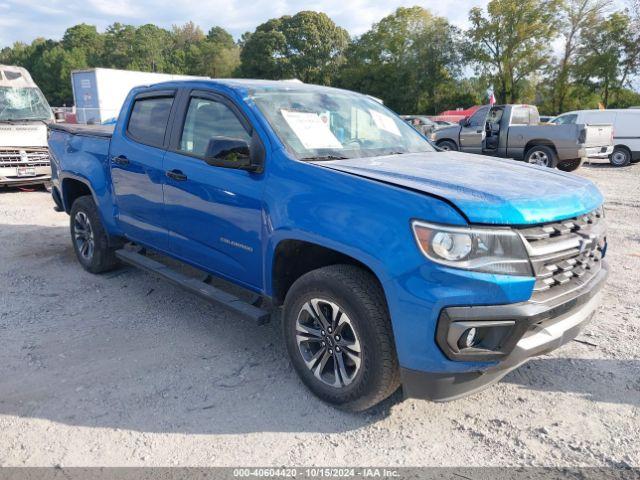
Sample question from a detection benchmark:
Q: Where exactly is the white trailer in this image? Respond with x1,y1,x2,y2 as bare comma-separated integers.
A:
71,68,205,124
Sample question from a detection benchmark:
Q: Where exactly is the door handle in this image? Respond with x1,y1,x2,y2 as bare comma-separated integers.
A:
166,169,187,181
476,130,483,133
113,155,129,166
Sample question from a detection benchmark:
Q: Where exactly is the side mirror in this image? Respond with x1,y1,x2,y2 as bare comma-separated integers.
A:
205,136,258,171
460,118,471,127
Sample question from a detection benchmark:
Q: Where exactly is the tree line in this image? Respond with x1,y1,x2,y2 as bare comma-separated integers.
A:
1,0,639,115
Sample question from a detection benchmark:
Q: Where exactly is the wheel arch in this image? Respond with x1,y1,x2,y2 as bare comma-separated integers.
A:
524,139,558,156
61,176,95,213
436,138,459,150
269,238,387,307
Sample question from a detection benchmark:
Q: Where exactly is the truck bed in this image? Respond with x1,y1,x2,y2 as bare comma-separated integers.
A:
49,123,114,138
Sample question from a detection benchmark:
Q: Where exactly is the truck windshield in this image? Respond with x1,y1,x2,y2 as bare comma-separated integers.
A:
250,88,434,160
0,86,52,122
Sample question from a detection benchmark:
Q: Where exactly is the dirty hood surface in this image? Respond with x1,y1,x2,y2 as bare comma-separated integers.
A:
315,151,603,225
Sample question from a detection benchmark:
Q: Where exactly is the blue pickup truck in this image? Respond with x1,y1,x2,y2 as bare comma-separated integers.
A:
48,79,608,411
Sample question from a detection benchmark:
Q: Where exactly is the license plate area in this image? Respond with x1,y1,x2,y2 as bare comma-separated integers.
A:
16,166,37,177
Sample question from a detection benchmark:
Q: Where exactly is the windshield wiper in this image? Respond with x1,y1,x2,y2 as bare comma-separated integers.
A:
300,155,349,162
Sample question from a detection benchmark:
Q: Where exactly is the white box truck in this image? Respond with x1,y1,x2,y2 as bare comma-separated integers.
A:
0,65,54,188
71,68,205,124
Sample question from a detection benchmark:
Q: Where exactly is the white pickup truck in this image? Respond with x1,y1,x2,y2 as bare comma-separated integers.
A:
0,65,54,188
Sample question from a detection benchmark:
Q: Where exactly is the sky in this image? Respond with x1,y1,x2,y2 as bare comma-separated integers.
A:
0,0,489,48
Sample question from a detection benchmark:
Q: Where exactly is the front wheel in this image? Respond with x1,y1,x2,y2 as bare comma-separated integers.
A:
610,147,631,167
69,195,118,274
557,158,583,172
437,140,458,152
282,265,400,411
525,145,558,168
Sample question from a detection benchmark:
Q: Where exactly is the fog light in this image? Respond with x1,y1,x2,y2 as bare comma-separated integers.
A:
458,328,477,349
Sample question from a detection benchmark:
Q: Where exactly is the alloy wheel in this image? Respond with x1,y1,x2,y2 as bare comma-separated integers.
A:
74,211,95,261
528,150,549,166
295,298,362,388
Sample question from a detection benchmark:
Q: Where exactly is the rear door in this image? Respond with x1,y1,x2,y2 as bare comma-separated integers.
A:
162,89,265,290
459,106,488,153
109,90,176,250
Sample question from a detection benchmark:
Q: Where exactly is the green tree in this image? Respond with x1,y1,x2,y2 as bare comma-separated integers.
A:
466,0,562,103
239,11,350,84
338,7,462,113
574,11,640,106
548,0,611,114
62,24,104,65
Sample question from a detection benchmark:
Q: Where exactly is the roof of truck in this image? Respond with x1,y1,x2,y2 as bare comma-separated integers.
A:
0,65,38,88
133,78,354,96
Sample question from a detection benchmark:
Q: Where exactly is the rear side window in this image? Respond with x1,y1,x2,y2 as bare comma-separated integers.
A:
511,107,538,125
127,96,174,148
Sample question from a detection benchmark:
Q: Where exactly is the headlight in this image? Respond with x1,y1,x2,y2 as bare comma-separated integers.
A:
412,221,533,276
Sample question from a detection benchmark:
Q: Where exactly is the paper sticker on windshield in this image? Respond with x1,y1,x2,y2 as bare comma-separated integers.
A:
369,110,401,137
281,110,342,149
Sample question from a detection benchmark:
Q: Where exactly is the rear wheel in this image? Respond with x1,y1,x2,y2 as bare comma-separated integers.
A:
69,195,118,273
437,140,458,152
282,265,400,411
610,147,631,167
525,145,558,168
557,158,583,172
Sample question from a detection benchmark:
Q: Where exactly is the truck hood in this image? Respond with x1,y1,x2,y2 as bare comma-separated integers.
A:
0,122,48,147
315,151,603,225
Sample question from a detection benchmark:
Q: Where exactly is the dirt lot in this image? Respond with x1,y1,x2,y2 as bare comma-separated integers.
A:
0,160,639,467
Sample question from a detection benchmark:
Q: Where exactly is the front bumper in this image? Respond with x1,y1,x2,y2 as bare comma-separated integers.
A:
401,262,608,401
586,145,614,158
0,165,51,187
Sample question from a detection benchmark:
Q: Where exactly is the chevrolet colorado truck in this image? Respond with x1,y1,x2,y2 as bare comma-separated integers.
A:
48,80,608,411
431,104,613,172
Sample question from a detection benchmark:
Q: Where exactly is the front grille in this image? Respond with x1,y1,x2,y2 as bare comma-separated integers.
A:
0,148,50,168
518,209,606,303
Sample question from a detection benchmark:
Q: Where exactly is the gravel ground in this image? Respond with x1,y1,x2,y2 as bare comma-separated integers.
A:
0,160,638,467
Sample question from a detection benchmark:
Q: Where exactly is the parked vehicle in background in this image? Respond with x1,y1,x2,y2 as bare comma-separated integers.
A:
401,115,437,135
71,68,205,124
0,65,53,188
433,120,457,127
431,104,613,172
550,109,640,167
49,80,608,411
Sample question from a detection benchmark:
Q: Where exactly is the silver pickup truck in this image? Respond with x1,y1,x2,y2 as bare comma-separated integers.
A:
431,104,613,172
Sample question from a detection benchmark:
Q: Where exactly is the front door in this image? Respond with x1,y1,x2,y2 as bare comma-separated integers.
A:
459,106,488,154
110,91,175,250
163,91,265,290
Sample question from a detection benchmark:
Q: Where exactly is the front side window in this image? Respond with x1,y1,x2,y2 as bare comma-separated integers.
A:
127,96,174,148
550,114,577,125
468,107,489,127
250,88,434,160
179,97,251,157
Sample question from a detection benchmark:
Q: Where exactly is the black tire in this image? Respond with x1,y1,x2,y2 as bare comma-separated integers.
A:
437,140,458,152
282,264,400,411
557,158,583,172
69,195,118,274
610,147,631,167
524,145,558,168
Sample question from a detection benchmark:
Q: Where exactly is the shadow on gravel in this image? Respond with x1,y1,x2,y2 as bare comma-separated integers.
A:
502,357,640,406
0,223,398,435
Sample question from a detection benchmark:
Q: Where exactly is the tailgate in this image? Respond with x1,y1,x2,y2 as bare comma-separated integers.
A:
582,124,613,148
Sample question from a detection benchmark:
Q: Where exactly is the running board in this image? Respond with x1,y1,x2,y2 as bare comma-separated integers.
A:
115,248,271,324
